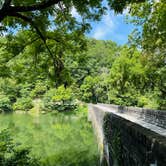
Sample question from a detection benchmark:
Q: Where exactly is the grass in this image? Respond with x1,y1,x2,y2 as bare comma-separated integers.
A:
0,106,100,166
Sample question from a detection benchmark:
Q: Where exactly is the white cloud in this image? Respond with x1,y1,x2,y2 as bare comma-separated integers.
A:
71,7,81,19
122,7,130,15
103,13,115,29
93,27,107,39
92,13,115,39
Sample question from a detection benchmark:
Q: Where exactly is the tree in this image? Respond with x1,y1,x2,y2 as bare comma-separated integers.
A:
0,0,146,39
66,39,119,86
80,75,108,103
128,0,166,55
107,47,143,105
0,0,105,73
0,0,147,88
0,0,145,22
42,85,77,112
127,0,166,109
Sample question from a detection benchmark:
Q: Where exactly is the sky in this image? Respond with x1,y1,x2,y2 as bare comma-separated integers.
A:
71,8,137,45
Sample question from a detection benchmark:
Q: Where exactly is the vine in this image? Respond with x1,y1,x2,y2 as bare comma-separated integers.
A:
103,113,123,166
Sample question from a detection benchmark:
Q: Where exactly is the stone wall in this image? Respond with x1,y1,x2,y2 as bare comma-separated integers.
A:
88,104,166,166
104,113,166,166
99,104,166,129
88,104,110,165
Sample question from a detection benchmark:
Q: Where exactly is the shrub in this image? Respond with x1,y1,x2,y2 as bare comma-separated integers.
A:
42,85,77,112
30,82,48,98
0,79,19,103
13,97,33,111
0,95,13,113
137,94,159,109
18,83,33,98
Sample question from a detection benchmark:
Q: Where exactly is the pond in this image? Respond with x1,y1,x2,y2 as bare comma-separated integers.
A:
0,111,100,166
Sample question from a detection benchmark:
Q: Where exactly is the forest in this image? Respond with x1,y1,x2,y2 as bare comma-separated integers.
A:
0,0,165,165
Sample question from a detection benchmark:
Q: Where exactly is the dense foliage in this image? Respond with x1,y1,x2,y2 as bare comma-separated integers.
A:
0,1,164,112
42,86,77,112
13,97,33,111
0,95,13,113
0,36,165,110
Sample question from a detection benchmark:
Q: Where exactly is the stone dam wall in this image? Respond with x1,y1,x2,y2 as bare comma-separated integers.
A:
88,104,166,166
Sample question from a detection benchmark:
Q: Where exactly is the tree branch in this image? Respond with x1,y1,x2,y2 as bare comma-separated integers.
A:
0,0,12,21
9,0,61,13
9,13,58,65
2,0,12,9
4,37,40,63
0,0,61,22
8,12,46,42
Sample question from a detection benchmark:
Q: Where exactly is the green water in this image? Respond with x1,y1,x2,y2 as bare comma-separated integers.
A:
0,112,100,166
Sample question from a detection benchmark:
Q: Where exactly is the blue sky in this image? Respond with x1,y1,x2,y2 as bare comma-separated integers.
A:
87,12,136,45
71,8,136,45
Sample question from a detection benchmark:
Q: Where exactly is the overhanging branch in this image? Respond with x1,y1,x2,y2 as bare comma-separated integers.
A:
8,12,59,66
8,12,46,42
4,37,40,63
0,0,61,22
9,0,61,13
3,0,12,8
